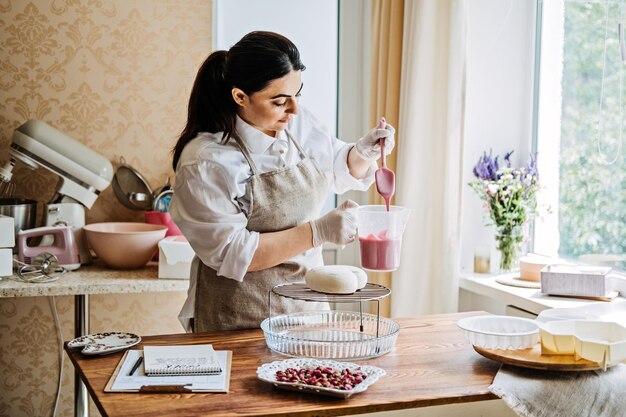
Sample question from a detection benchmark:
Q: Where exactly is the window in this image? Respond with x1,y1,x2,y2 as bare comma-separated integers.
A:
534,0,625,271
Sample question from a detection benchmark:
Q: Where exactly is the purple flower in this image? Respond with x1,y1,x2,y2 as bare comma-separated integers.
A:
503,151,514,168
472,150,499,181
525,152,538,180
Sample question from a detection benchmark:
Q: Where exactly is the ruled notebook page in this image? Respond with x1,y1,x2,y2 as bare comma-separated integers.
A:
143,344,222,376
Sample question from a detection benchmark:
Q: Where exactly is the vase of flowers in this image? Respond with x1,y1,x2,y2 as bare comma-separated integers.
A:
469,150,540,272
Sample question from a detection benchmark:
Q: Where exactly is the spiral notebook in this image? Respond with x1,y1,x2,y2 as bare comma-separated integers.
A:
144,344,222,376
104,348,231,393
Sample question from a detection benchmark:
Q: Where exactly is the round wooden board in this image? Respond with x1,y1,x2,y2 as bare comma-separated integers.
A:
473,343,601,371
495,276,541,289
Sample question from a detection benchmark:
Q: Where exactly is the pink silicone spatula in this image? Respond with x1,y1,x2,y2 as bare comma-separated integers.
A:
374,117,395,211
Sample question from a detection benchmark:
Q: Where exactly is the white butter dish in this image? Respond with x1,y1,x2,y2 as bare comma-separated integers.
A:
457,315,540,350
541,264,612,297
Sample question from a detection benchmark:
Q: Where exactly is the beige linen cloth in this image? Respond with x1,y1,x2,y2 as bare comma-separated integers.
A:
489,364,626,417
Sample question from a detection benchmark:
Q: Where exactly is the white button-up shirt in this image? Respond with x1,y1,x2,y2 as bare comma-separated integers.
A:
170,107,375,330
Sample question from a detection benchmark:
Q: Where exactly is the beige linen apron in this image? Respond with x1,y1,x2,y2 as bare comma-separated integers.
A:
193,130,329,332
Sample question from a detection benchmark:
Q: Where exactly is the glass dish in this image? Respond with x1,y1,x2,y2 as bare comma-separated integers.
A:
260,310,400,360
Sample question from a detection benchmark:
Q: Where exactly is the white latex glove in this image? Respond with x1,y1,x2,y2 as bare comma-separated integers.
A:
354,122,396,161
310,200,359,247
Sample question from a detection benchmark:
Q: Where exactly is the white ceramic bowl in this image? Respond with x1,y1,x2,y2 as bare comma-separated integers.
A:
457,315,540,350
84,222,167,269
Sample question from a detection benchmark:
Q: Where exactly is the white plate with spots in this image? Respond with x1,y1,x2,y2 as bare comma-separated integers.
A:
256,358,385,398
67,332,141,355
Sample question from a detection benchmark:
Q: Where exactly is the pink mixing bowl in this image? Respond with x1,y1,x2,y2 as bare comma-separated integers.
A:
84,222,167,269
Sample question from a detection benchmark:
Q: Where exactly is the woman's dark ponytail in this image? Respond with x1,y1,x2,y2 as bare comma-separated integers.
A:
172,31,306,170
172,50,235,170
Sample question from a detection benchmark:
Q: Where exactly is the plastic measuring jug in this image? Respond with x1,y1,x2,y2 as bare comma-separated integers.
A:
357,205,410,271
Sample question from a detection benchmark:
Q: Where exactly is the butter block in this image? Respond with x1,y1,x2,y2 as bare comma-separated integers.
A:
541,264,611,297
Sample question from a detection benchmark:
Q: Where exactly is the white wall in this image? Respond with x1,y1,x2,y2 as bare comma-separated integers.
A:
460,0,538,272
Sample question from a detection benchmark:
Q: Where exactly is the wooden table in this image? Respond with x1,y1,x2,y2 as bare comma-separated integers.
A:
65,312,503,417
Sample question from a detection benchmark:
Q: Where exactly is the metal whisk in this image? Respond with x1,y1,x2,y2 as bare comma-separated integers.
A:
0,179,16,197
0,159,16,197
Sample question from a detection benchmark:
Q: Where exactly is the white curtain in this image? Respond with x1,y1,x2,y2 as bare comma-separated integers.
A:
391,0,467,316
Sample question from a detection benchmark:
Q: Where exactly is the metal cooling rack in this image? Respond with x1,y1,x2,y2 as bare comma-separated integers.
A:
270,282,390,303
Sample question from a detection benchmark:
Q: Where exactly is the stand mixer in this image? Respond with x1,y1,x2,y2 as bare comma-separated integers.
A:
0,120,113,265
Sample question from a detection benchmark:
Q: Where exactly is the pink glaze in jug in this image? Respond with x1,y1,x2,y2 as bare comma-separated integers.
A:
359,231,402,271
357,205,410,272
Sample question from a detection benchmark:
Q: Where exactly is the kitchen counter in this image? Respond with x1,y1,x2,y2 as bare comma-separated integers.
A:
0,261,189,297
65,312,515,417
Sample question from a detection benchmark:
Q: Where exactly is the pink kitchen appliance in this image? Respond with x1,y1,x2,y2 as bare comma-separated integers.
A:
17,225,81,271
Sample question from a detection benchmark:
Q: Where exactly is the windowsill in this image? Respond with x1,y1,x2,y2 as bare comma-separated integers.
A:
459,270,626,316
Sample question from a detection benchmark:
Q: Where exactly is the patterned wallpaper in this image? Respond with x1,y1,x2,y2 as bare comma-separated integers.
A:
0,1,212,416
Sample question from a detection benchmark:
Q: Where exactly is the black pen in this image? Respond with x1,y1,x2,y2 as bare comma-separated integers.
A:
128,356,143,376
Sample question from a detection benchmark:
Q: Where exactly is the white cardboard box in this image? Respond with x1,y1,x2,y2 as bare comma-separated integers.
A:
0,248,13,276
158,236,194,279
541,264,612,297
0,215,15,248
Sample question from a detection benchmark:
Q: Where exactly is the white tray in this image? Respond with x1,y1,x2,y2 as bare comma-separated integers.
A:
260,311,400,360
257,358,385,398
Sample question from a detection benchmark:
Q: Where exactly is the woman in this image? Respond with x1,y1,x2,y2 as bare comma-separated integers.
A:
170,31,395,332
